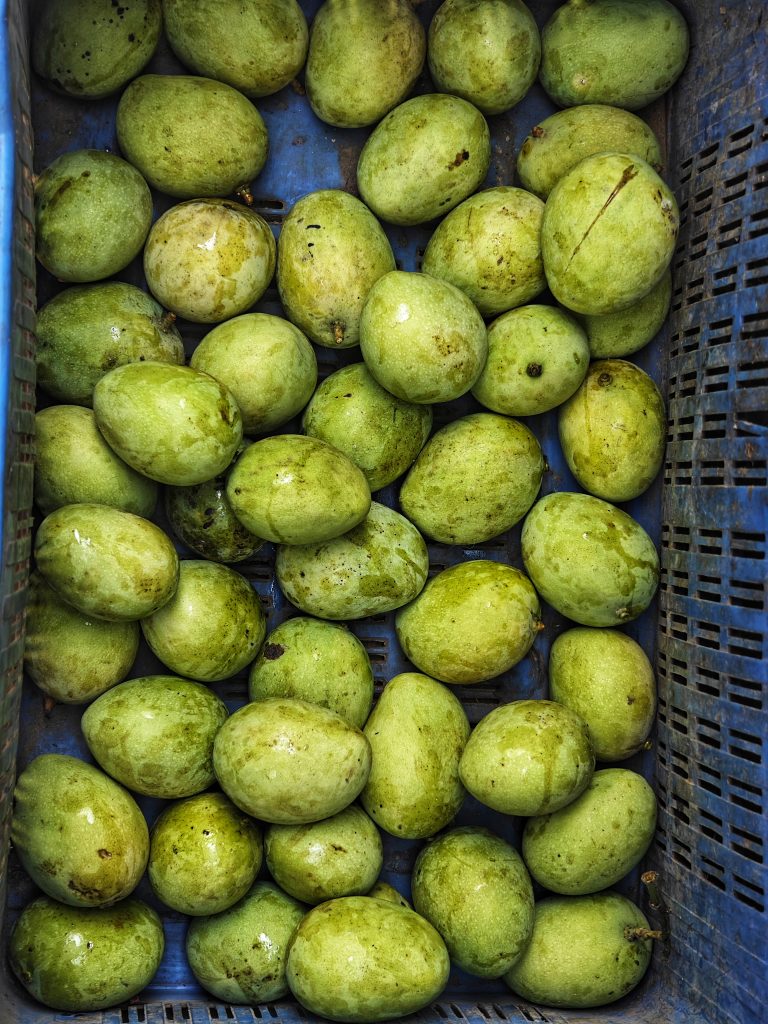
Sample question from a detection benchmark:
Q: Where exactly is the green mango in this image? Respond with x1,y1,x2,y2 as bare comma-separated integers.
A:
190,313,317,434
521,491,659,627
35,282,184,407
459,700,595,816
35,149,152,283
367,882,411,908
81,675,228,798
34,503,178,622
412,826,534,977
163,0,308,98
399,412,544,544
265,805,383,905
32,0,161,99
359,271,488,404
11,754,149,907
357,93,491,226
34,405,157,517
92,361,243,486
9,896,163,1012
148,793,262,916
558,359,666,501
248,616,374,728
213,697,372,824
226,434,371,545
143,198,276,323
360,672,469,839
540,0,689,110
517,104,663,199
276,190,396,349
504,893,653,1008
140,560,266,682
472,304,590,417
428,0,540,115
421,186,546,317
286,896,450,1022
275,501,428,621
23,571,139,705
541,151,679,315
186,881,306,1004
395,560,541,685
522,769,657,895
549,627,656,761
305,0,425,128
302,363,432,492
579,269,672,358
117,74,269,199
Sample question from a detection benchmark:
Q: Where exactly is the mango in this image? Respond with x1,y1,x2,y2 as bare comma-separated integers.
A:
148,793,262,916
286,896,450,1022
504,893,653,1007
412,826,534,977
117,75,268,200
186,881,306,1004
521,491,659,626
548,627,656,761
11,754,149,907
421,186,545,317
395,560,541,684
35,282,183,406
9,896,163,1012
81,675,228,798
92,361,243,487
248,616,374,728
541,151,679,315
368,882,411,908
306,0,425,127
35,149,151,283
399,413,544,544
357,93,491,225
580,269,672,358
359,271,487,404
361,673,469,838
277,190,395,349
522,769,657,894
34,503,178,621
540,0,689,110
213,697,371,824
140,560,266,682
558,359,666,501
276,502,428,621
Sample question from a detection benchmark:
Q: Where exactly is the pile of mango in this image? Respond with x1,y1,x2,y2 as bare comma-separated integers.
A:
12,0,689,1018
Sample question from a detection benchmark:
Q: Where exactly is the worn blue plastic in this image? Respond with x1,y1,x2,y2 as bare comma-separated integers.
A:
1,1,766,1022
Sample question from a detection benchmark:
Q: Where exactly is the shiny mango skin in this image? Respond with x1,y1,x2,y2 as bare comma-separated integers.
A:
9,896,163,1012
10,754,149,907
580,268,672,359
286,896,450,1022
521,491,660,626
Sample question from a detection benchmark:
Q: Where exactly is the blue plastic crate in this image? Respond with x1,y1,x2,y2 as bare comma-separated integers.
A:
1,1,766,1022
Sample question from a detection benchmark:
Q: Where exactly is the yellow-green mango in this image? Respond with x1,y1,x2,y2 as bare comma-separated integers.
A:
286,896,450,1022
305,0,425,128
521,491,659,626
522,769,657,894
81,675,228,798
9,896,163,1012
395,560,541,684
412,826,534,977
360,672,469,839
213,697,371,824
357,93,491,226
276,190,395,349
368,882,411,908
579,269,672,358
399,412,544,544
11,754,149,907
34,503,178,622
276,502,428,621
504,893,653,1007
459,700,595,816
